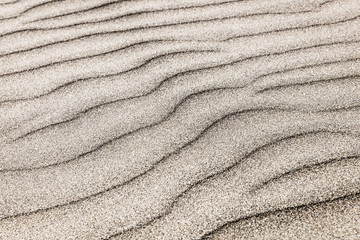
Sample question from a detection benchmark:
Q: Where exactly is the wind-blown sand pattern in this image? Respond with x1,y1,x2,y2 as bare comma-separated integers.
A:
0,0,360,239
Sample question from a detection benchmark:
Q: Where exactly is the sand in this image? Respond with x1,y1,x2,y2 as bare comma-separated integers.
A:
0,0,359,239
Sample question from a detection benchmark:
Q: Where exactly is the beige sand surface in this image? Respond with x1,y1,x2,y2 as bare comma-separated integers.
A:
0,0,359,239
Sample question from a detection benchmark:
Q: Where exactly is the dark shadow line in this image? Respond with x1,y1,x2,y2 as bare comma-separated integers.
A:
223,14,360,41
0,0,64,20
0,9,311,40
6,50,218,142
29,8,313,32
20,0,64,15
2,86,244,172
0,0,21,5
4,37,359,106
200,191,360,239
254,57,360,81
251,155,360,192
1,5,355,58
1,49,216,105
6,39,360,141
106,131,360,239
1,107,358,223
0,39,212,78
256,74,360,93
29,0,246,23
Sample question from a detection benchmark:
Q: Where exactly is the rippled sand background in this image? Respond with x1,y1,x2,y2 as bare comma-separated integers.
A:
0,0,360,239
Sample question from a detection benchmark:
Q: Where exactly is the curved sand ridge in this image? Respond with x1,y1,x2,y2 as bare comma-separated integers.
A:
0,0,360,239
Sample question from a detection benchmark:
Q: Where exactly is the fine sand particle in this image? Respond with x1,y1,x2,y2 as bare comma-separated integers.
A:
0,0,359,239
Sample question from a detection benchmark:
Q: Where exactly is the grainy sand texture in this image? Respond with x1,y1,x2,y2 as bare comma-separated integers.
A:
0,0,360,239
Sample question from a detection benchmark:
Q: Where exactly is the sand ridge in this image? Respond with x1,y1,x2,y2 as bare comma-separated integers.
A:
0,0,360,239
